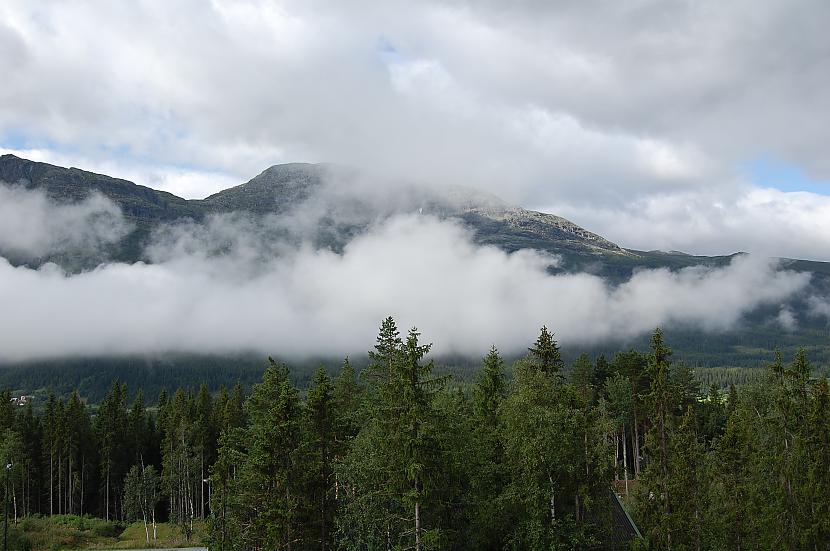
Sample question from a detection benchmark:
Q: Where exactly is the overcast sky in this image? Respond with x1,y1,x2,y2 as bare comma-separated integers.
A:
1,0,829,259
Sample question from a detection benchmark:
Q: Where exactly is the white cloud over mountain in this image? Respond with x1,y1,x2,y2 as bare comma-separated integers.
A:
0,0,828,258
0,186,812,361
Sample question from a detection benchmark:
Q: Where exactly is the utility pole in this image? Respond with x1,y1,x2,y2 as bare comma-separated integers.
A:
4,462,11,551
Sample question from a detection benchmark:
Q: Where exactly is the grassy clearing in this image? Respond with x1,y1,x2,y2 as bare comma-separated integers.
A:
5,515,205,551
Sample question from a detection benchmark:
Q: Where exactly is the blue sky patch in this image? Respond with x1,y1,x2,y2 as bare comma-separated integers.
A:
745,156,829,195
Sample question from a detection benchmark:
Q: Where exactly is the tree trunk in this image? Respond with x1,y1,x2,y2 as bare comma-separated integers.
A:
548,473,556,524
201,453,205,519
106,466,110,521
143,510,150,545
68,446,72,515
622,424,629,496
633,413,641,478
80,459,85,517
415,477,422,551
49,451,53,517
58,450,62,515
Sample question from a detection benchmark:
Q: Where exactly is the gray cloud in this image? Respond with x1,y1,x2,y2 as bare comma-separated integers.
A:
0,211,810,362
808,296,830,321
0,183,131,259
552,187,830,260
0,0,828,258
776,306,798,332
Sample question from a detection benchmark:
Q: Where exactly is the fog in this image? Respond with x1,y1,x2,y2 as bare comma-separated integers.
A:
0,183,130,259
0,186,814,362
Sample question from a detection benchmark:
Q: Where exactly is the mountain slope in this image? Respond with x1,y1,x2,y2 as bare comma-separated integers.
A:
198,162,328,215
0,154,203,222
0,154,633,268
0,154,828,380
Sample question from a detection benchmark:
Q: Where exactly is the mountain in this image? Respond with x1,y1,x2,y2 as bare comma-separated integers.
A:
0,154,745,275
3,152,828,281
0,154,202,222
1,153,828,383
0,154,639,271
198,162,329,215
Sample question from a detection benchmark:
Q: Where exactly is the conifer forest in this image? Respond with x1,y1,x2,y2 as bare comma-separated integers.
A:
1,318,828,550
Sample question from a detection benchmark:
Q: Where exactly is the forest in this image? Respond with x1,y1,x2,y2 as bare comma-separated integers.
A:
1,318,829,550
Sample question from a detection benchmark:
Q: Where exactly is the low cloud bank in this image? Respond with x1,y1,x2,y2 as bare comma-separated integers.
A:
0,183,130,259
0,211,812,362
554,187,830,261
809,296,830,321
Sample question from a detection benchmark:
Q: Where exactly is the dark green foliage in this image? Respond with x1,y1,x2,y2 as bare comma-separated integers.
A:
305,368,337,550
7,323,830,551
500,359,613,549
528,325,564,375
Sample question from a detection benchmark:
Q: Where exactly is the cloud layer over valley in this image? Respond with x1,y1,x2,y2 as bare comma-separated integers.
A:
0,186,816,362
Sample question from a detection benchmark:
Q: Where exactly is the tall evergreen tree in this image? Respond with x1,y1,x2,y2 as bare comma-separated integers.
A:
305,367,337,550
473,346,507,425
528,325,563,375
636,328,676,550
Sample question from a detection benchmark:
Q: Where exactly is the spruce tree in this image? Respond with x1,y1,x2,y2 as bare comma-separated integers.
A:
528,325,563,375
636,328,676,550
305,367,337,551
473,345,507,425
243,359,305,549
333,357,362,445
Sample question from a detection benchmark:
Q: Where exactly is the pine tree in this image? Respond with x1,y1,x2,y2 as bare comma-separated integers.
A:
95,381,128,520
594,354,613,391
803,378,830,547
473,345,506,425
16,401,43,516
636,328,676,550
364,315,403,388
665,406,703,550
194,384,215,519
65,392,92,516
305,367,337,550
332,357,362,445
338,320,449,550
528,325,563,375
571,353,595,403
396,327,448,550
239,359,305,549
128,390,148,464
704,388,752,550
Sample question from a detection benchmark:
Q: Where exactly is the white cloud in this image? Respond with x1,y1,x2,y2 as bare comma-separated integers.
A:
0,147,239,199
0,183,130,258
0,0,828,257
808,296,830,321
552,186,830,260
777,306,798,332
0,212,810,362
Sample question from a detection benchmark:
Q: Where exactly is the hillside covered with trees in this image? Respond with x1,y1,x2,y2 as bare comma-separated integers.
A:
2,319,829,550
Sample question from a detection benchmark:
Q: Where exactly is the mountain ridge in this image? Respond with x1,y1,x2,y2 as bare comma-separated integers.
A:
1,153,828,377
1,153,827,281
0,154,633,267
